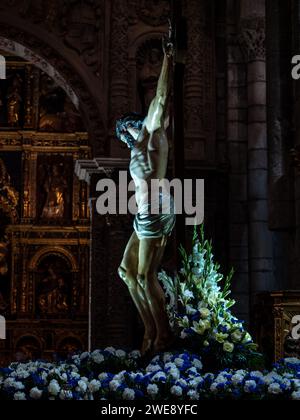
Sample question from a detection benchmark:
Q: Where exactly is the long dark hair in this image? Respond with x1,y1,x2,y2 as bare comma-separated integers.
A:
116,112,144,149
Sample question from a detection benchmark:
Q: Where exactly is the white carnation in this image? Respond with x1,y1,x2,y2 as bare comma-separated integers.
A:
187,390,200,400
122,388,135,400
170,385,182,397
109,380,120,391
88,380,101,393
48,380,60,396
29,387,43,400
77,380,88,393
244,380,257,393
268,383,282,394
292,391,300,400
116,350,126,358
147,384,159,396
14,392,26,400
59,390,73,400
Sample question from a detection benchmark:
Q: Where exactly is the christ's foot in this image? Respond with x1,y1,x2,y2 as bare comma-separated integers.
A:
141,333,155,357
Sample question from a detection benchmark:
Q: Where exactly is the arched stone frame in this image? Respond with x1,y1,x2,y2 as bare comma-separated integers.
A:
0,19,105,156
28,246,79,272
14,334,44,358
129,31,165,113
55,334,84,354
28,246,79,315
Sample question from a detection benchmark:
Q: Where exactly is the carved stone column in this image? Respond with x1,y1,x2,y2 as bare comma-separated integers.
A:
266,0,294,290
292,0,300,289
75,159,136,350
239,3,276,308
109,0,130,157
184,0,216,162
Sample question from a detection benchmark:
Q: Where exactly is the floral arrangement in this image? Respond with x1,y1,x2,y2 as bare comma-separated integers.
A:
1,350,300,400
159,226,262,370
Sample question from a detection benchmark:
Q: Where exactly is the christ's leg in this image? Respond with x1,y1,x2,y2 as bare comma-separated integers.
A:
118,232,156,355
137,236,174,354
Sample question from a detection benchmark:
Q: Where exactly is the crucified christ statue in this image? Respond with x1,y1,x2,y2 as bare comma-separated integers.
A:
116,32,176,356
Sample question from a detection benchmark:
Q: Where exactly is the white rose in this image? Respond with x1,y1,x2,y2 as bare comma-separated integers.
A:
29,387,43,400
98,373,108,381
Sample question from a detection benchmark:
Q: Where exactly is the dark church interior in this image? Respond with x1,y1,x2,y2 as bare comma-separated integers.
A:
0,0,300,402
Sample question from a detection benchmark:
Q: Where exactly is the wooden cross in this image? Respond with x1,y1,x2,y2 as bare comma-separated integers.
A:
170,0,187,255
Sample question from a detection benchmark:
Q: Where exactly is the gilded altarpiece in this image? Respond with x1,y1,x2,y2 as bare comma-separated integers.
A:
0,55,90,365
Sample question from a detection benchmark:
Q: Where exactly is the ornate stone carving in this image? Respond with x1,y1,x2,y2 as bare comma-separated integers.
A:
136,0,170,27
61,0,104,75
183,0,215,160
239,17,266,62
109,0,129,128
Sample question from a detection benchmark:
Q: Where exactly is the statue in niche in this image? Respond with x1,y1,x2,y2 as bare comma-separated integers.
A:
38,265,69,314
39,75,65,132
7,74,22,127
41,164,68,219
39,75,83,132
137,42,163,114
0,158,19,221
